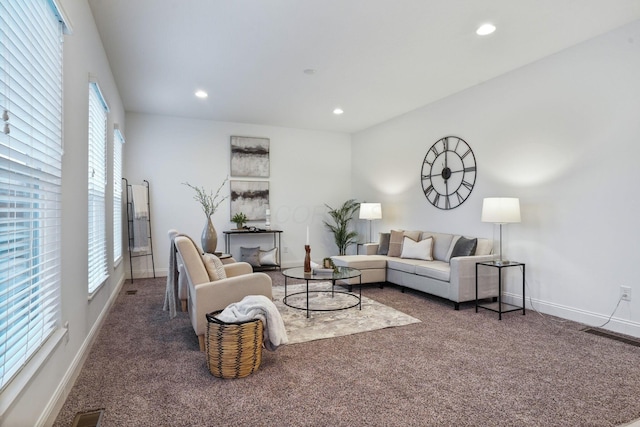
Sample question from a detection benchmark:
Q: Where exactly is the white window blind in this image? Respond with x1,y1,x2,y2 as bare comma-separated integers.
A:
113,126,124,263
88,82,108,294
0,0,65,389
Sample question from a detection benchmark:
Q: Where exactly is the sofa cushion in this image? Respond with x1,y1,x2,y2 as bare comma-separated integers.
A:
400,236,433,261
240,246,261,267
331,255,387,270
259,247,278,266
422,232,454,262
377,232,390,255
414,260,451,282
386,257,427,274
450,236,478,258
202,253,227,281
388,230,421,257
475,238,493,256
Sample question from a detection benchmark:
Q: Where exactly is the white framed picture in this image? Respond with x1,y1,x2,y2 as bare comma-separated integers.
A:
230,180,269,221
230,136,270,178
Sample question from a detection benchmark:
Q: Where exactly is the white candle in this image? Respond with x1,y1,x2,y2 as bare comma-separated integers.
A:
306,226,309,245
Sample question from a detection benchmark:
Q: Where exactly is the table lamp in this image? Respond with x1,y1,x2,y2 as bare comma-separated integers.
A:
359,203,382,243
481,198,520,266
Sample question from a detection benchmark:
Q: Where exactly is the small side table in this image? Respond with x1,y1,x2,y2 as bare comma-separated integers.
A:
476,261,525,320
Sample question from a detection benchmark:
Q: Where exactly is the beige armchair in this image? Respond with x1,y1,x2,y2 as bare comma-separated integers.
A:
173,235,273,351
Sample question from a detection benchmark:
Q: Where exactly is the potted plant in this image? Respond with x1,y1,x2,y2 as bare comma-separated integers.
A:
183,177,229,253
232,212,248,230
323,199,359,255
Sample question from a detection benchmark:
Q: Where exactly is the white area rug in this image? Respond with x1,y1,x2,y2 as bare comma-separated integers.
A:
272,283,421,344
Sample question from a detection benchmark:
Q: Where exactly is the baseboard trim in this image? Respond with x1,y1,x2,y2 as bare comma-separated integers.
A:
503,291,640,338
128,267,167,280
40,275,126,427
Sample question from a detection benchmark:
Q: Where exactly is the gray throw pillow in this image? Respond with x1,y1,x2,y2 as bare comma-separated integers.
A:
377,232,390,255
240,246,261,267
450,237,477,258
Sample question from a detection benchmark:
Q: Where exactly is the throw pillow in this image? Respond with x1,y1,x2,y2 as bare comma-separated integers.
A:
450,236,478,258
387,230,421,257
377,232,391,255
259,247,278,266
240,246,261,267
387,230,405,257
202,253,227,281
400,236,433,261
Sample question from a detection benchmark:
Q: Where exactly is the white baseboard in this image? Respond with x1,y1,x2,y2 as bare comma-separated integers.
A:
127,267,167,279
40,275,126,427
504,291,640,338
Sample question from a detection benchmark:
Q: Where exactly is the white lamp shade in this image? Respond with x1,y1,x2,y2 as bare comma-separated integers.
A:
481,198,521,224
359,203,382,220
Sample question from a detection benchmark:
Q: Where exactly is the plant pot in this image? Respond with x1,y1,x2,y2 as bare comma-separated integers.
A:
202,217,218,254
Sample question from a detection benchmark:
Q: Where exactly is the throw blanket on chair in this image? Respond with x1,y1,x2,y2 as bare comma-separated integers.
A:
216,295,289,351
163,233,180,318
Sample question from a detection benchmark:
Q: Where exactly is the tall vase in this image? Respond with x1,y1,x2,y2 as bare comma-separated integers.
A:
201,216,218,254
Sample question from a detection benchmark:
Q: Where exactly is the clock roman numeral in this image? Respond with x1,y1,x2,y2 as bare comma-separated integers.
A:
462,180,473,191
461,148,471,159
464,166,476,172
424,185,434,197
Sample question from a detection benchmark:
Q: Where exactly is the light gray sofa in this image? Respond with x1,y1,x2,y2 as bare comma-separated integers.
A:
331,230,499,309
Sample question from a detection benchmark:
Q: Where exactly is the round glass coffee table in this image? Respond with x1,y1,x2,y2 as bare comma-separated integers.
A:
282,266,362,318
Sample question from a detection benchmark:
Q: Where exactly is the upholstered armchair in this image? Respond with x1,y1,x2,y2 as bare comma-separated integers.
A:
173,235,273,351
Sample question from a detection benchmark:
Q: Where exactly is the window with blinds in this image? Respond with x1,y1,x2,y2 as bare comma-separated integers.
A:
88,82,109,294
113,126,124,263
0,0,66,389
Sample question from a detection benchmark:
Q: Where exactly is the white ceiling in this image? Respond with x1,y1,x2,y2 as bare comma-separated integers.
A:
88,0,640,134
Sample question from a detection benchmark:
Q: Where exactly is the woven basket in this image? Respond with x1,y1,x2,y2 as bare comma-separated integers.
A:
205,310,264,379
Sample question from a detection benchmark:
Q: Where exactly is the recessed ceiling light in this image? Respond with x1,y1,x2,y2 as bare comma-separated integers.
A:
476,23,496,36
195,90,208,98
303,69,316,75
333,108,344,115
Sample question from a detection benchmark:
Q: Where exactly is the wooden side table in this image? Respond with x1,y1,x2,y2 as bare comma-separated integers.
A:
475,261,525,320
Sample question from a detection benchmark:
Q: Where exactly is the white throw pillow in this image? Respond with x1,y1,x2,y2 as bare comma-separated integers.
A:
259,247,278,266
202,253,227,281
400,236,433,261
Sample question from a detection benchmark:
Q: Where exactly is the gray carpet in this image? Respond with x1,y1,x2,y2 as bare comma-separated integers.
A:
53,273,640,426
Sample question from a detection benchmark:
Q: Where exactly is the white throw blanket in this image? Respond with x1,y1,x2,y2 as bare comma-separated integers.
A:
131,184,149,219
216,295,289,351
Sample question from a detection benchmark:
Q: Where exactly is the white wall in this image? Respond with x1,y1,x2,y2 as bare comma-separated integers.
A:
352,20,640,337
123,113,352,276
1,1,127,426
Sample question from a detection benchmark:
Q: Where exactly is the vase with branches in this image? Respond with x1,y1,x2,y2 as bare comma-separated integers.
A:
183,177,228,253
323,198,359,255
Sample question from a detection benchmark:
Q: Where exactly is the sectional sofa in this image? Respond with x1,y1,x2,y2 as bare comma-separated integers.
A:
331,230,499,309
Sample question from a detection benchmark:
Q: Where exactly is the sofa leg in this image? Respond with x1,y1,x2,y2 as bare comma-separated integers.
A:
181,299,187,312
401,287,406,293
348,285,353,292
198,335,205,352
454,303,460,310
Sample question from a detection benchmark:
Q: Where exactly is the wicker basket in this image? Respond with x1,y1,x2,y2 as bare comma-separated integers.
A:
205,310,264,379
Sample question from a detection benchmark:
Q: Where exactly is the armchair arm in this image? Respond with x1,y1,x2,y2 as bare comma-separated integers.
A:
189,272,273,336
223,261,253,277
449,255,498,303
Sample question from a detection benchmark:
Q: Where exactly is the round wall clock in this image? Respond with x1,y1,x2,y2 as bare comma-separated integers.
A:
420,136,477,210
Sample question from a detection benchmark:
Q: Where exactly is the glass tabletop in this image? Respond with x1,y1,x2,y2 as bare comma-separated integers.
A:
282,266,361,281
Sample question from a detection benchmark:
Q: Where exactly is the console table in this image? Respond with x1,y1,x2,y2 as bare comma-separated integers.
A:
223,229,283,270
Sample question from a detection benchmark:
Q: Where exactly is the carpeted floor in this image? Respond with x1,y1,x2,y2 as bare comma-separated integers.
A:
53,273,640,426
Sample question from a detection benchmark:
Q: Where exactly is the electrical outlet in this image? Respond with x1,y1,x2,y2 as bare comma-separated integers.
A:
621,286,632,301
283,246,289,254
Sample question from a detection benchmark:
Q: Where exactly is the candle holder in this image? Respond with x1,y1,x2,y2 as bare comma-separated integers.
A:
304,245,311,272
